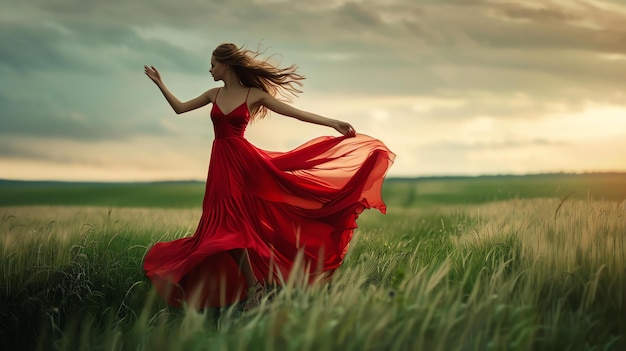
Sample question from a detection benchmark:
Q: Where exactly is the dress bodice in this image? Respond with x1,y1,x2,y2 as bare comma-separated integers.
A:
210,101,250,139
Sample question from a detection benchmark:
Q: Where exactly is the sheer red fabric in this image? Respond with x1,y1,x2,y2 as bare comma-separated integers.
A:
143,97,395,308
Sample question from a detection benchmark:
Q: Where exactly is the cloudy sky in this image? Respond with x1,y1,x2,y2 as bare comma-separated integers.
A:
1,0,625,181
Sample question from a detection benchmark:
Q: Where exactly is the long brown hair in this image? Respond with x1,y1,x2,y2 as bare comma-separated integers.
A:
212,43,305,120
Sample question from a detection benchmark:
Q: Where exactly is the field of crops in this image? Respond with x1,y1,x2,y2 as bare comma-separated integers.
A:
1,174,625,350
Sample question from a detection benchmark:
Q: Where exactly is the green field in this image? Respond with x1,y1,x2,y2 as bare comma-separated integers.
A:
1,173,625,350
2,173,625,208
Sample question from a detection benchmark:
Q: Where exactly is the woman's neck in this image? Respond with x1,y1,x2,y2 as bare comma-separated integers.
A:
222,71,243,90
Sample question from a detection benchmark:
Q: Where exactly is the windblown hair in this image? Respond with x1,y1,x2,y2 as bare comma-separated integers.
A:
212,43,305,120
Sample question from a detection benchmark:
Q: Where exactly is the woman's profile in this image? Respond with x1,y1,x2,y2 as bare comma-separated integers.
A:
143,43,395,310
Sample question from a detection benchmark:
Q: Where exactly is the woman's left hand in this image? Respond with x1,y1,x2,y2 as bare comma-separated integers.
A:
144,65,163,85
335,121,357,137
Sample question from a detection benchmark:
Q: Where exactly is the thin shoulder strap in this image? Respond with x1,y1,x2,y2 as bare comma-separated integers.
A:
214,88,221,103
245,87,251,102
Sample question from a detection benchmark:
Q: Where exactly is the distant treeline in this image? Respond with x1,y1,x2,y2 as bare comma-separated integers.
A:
1,172,625,208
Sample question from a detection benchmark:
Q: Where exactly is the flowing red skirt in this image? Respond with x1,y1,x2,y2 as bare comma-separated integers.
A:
143,133,394,308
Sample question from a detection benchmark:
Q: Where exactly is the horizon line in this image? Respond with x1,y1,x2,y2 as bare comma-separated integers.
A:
1,171,625,185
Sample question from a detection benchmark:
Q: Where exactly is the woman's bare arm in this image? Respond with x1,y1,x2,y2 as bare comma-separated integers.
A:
145,65,213,114
255,89,356,137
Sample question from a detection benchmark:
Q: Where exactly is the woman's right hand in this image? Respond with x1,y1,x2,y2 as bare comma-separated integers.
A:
334,120,357,137
144,65,162,85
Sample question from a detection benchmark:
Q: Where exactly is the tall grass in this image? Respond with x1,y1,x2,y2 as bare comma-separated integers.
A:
1,199,624,350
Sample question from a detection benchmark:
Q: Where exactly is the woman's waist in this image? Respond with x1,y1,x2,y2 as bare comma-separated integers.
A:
214,134,245,140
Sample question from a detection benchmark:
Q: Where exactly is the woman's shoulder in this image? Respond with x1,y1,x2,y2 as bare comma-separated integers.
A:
247,87,271,100
247,87,264,94
204,87,221,102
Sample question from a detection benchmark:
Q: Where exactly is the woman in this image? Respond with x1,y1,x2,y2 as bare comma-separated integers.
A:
143,43,395,310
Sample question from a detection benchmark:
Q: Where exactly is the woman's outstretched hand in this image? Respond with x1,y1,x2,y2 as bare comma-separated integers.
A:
335,121,357,137
144,65,162,85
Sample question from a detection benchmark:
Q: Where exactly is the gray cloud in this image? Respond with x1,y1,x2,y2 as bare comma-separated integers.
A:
491,2,582,23
0,22,91,73
1,0,626,177
0,92,111,141
3,0,626,99
424,138,568,152
0,90,172,142
481,1,626,52
0,140,108,167
0,20,207,75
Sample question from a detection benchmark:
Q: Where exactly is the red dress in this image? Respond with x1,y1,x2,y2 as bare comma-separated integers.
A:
143,89,395,308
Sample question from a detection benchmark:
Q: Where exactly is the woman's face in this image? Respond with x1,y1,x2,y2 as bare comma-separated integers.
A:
209,56,227,81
